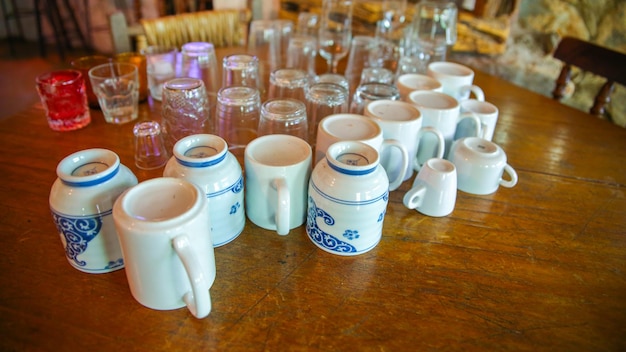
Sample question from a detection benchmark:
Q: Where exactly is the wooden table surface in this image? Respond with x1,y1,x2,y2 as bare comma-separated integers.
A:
1,47,625,351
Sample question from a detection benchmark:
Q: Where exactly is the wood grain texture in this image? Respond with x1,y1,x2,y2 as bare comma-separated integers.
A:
0,47,624,351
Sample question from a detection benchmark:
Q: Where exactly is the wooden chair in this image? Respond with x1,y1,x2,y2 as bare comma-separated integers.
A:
109,8,251,53
552,36,626,121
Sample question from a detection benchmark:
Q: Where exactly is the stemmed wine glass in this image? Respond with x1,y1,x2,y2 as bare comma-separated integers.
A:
318,0,354,73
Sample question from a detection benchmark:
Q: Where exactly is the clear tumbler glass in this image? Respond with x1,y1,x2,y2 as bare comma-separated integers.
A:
161,78,211,150
305,82,349,146
216,86,261,160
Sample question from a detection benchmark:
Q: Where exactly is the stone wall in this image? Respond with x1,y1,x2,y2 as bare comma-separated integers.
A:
453,0,626,127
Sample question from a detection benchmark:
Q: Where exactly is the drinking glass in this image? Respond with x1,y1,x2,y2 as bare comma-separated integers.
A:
318,0,354,73
222,54,263,95
141,45,178,101
305,82,349,145
268,68,309,102
286,34,318,79
36,69,91,131
350,82,401,115
344,35,376,93
370,0,409,73
248,20,281,72
216,86,261,160
161,78,211,149
181,42,219,108
405,1,457,63
258,98,308,141
296,12,319,36
88,62,139,124
133,120,169,170
315,73,350,92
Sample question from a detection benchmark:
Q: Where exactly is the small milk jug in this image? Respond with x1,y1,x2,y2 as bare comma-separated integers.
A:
49,148,138,273
307,141,389,256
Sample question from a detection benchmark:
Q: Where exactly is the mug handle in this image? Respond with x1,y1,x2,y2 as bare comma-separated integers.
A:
414,127,445,172
460,85,485,101
402,183,427,210
172,235,212,319
272,178,290,235
500,164,518,188
380,139,409,191
457,112,483,139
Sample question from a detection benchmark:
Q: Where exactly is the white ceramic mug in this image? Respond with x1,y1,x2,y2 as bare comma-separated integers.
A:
163,134,245,247
315,113,408,191
396,73,443,100
427,61,485,101
408,90,482,167
447,137,518,195
456,99,499,141
112,177,216,319
403,158,457,217
244,134,312,235
363,99,445,181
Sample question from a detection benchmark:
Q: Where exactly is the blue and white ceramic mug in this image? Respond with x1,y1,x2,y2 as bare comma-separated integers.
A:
49,148,138,273
307,141,389,256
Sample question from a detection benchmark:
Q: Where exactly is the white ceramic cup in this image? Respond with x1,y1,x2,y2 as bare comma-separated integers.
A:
364,100,445,181
315,113,408,191
112,177,216,319
396,73,443,100
427,61,485,101
244,134,312,235
456,99,499,141
163,134,245,247
403,158,457,217
408,90,482,167
447,137,518,195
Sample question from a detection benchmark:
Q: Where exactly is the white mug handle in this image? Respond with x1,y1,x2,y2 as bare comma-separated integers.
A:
172,235,212,319
380,139,409,191
402,183,427,209
414,127,445,171
272,178,290,235
460,85,485,101
500,164,518,188
458,112,483,139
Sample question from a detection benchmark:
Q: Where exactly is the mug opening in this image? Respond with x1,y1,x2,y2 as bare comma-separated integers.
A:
123,178,198,222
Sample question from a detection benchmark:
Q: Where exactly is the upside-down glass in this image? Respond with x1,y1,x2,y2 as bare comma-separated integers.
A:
371,0,409,73
296,12,319,36
133,120,169,170
268,68,309,102
222,54,263,94
405,0,457,63
305,82,349,145
36,69,91,131
142,45,178,101
350,82,401,115
161,78,211,149
88,62,139,124
258,98,308,141
286,34,318,79
344,35,376,94
181,42,219,107
248,20,282,72
216,86,261,160
318,0,354,73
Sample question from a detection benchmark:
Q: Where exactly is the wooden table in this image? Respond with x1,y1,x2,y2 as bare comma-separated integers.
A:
1,47,625,351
